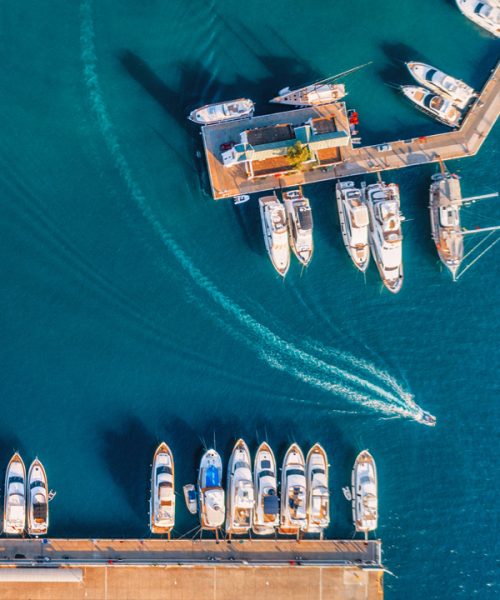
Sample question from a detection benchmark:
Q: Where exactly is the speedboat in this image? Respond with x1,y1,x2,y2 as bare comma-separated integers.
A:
406,62,476,110
336,181,370,272
188,99,254,125
416,409,438,427
305,444,330,535
279,443,307,535
150,442,175,535
364,181,404,293
456,0,500,37
259,195,290,277
225,439,254,536
198,449,225,531
401,85,462,127
429,171,464,280
351,450,378,538
283,189,314,267
27,458,49,536
270,82,346,107
183,484,197,514
3,452,26,536
252,442,279,536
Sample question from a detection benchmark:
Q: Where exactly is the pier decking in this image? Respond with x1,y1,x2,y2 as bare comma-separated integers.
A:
202,62,500,199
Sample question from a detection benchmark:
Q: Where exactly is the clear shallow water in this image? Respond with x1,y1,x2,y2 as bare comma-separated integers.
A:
0,0,499,597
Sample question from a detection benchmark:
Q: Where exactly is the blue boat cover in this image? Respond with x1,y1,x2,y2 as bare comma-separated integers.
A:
264,494,279,515
206,465,220,487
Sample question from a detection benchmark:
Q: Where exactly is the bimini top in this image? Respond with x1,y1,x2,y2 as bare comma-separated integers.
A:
205,465,220,488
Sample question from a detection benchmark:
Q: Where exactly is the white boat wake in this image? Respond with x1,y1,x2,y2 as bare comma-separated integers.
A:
80,0,435,426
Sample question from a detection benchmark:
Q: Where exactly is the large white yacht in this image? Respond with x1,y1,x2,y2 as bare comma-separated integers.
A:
279,443,307,535
401,85,462,127
3,453,26,536
225,439,254,536
198,449,225,532
336,181,370,272
456,0,500,37
150,442,175,535
351,450,378,538
364,181,404,294
283,189,314,267
188,99,254,125
252,442,279,536
259,195,291,277
406,62,476,109
304,444,330,535
27,459,49,536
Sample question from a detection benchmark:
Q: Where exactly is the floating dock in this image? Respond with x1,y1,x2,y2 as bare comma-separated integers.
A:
0,538,383,599
202,62,500,200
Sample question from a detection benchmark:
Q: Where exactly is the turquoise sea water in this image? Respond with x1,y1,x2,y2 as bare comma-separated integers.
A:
1,0,499,597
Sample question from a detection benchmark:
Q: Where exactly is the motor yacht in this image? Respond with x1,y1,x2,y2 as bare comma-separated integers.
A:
406,62,475,109
279,443,307,535
183,484,197,514
351,450,378,538
3,452,26,536
188,99,254,125
225,439,254,536
27,458,49,536
456,0,500,37
150,442,175,535
304,444,330,535
401,85,462,127
259,195,290,277
283,189,314,267
198,449,225,531
252,442,279,536
336,181,370,272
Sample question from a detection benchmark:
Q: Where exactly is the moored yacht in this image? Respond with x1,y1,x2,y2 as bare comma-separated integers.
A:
406,62,475,110
225,439,254,536
259,195,290,277
198,449,225,531
401,85,462,127
456,0,500,37
283,189,314,267
183,484,197,514
305,444,330,535
364,181,404,293
27,458,49,536
188,99,254,125
336,181,370,272
351,450,378,538
252,442,279,536
270,82,346,107
279,443,307,535
3,453,26,536
150,442,175,535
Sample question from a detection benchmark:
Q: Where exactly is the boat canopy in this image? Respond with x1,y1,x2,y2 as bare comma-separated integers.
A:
263,494,279,515
205,465,220,487
351,205,369,227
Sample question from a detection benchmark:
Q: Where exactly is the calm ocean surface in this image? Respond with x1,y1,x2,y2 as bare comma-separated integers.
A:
1,0,499,597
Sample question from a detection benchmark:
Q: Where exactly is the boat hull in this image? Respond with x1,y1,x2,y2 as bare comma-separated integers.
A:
351,450,378,536
225,439,254,536
279,444,307,535
283,191,314,267
150,442,175,535
406,62,475,110
335,182,370,272
401,86,462,127
253,442,279,536
198,449,225,530
305,444,330,534
3,453,26,536
27,459,49,536
259,196,290,277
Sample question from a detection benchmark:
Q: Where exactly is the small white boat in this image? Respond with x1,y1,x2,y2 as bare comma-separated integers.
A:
336,181,370,272
406,62,475,110
225,439,254,536
259,195,291,277
234,194,250,205
283,189,314,267
27,459,49,536
198,449,225,531
252,442,279,536
183,484,197,514
351,450,378,538
401,85,462,127
188,99,254,125
279,443,307,535
342,486,352,501
305,444,330,535
3,452,26,536
150,442,175,535
456,0,500,37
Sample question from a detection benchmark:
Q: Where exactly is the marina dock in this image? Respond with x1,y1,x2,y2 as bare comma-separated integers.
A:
202,62,500,200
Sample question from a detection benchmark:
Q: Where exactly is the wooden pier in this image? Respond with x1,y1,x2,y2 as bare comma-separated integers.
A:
202,61,500,200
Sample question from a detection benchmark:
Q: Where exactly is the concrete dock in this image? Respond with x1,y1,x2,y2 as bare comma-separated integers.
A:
202,61,500,199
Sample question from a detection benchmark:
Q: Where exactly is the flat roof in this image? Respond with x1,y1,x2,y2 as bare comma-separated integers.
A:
246,123,295,146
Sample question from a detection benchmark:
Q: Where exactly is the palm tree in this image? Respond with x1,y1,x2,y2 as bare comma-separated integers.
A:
287,141,312,170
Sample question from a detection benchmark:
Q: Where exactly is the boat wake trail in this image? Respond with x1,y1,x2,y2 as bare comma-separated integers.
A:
79,0,434,426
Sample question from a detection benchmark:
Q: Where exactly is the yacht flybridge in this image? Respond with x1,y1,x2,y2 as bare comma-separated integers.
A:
364,181,404,293
226,439,255,537
305,444,330,536
456,0,500,37
253,442,279,536
406,62,476,110
188,99,254,125
352,450,378,538
336,181,370,272
259,195,290,277
198,449,225,533
3,452,26,536
283,189,314,267
150,442,175,535
279,443,307,536
401,85,462,127
27,458,49,536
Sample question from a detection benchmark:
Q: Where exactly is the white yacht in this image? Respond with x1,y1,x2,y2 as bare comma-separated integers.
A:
198,449,225,531
225,439,254,536
304,444,330,535
336,181,370,272
279,443,307,535
270,82,346,107
150,442,175,535
27,459,49,536
351,450,378,538
3,452,26,536
401,85,462,127
456,0,500,37
365,181,404,293
183,484,197,514
259,195,291,277
283,189,314,267
252,442,279,536
406,62,476,109
188,98,254,125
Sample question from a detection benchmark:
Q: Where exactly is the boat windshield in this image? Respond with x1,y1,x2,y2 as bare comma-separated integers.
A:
8,476,24,485
156,466,172,476
311,468,325,476
261,459,271,469
258,470,275,478
425,68,437,82
286,468,304,476
30,480,45,490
